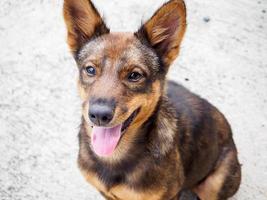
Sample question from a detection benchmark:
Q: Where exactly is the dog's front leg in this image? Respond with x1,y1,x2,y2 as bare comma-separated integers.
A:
175,189,200,200
99,191,116,200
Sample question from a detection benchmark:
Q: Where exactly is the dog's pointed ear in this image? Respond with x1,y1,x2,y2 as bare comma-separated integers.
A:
135,0,186,68
63,0,109,55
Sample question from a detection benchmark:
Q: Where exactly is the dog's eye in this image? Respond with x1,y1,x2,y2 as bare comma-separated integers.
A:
85,66,96,76
128,72,143,82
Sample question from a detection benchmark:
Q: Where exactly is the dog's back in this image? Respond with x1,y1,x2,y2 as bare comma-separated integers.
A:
167,81,240,190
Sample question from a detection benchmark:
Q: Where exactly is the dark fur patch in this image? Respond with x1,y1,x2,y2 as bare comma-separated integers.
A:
74,22,110,59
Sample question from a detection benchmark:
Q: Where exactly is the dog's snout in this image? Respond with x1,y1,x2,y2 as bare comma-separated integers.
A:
89,102,115,126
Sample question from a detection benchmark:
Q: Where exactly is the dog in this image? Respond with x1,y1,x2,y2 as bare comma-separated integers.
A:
63,0,241,199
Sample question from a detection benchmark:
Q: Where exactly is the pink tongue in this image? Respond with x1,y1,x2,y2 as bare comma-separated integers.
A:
91,124,122,157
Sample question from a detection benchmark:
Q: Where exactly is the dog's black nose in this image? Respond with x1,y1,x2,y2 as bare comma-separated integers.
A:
89,103,114,126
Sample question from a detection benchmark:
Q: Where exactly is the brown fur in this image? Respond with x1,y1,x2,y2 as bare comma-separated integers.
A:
138,0,186,67
63,0,241,199
63,0,109,54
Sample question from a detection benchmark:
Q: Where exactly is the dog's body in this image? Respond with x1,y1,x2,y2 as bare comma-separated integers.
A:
63,0,241,199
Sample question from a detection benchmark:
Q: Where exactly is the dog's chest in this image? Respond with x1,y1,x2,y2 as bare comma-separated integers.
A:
81,169,165,200
108,185,164,200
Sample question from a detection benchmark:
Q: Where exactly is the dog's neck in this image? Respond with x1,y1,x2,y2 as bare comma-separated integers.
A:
145,96,177,157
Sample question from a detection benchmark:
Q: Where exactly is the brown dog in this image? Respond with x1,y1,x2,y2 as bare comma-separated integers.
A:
63,0,241,199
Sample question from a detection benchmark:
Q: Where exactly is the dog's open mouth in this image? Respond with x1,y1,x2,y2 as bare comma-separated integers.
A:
121,108,140,133
91,108,140,157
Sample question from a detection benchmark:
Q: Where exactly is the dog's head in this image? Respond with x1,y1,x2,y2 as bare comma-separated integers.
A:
63,0,186,158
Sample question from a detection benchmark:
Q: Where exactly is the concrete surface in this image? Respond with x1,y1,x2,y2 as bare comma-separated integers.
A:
0,0,266,199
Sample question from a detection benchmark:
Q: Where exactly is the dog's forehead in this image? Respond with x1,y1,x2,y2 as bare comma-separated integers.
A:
77,33,158,69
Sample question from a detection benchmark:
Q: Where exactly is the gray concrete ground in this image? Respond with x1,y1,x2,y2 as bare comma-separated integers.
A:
0,0,266,199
